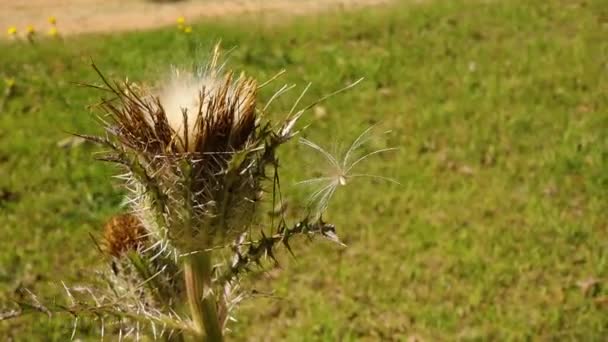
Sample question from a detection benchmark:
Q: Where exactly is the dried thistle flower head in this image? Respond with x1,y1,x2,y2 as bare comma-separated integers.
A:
92,45,265,252
102,213,147,257
157,68,257,153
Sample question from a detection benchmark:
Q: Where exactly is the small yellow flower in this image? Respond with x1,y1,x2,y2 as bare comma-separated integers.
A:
177,16,185,25
25,25,36,43
184,26,192,34
4,77,15,87
48,16,57,25
48,27,58,37
7,26,17,36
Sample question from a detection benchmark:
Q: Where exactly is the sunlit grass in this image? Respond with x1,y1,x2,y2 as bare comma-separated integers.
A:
1,0,607,340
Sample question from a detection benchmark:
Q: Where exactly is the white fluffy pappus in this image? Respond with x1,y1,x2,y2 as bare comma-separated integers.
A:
156,69,255,152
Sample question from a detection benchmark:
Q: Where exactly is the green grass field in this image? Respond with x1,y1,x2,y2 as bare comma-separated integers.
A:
1,0,607,340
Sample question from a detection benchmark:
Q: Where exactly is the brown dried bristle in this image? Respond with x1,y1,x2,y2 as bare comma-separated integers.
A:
99,56,257,157
103,213,147,257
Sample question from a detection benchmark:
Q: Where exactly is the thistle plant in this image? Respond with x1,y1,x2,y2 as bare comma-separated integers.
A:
0,44,381,341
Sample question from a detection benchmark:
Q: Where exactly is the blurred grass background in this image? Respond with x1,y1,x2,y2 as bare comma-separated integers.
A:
1,0,607,340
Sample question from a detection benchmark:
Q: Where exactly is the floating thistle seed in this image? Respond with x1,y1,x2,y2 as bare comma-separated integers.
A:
102,213,147,257
298,126,399,216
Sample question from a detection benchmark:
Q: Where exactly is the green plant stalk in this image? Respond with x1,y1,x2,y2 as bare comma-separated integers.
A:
184,252,223,341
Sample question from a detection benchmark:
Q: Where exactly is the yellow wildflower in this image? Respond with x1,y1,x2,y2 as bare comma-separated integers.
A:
184,26,192,34
4,77,15,87
48,27,58,37
48,16,57,25
25,25,36,43
7,26,17,37
177,16,185,25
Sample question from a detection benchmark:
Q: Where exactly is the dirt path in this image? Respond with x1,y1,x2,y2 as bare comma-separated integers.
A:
2,0,393,38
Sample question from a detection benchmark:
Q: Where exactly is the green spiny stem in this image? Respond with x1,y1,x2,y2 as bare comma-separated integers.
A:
127,253,172,309
218,219,340,285
183,252,223,341
215,151,248,235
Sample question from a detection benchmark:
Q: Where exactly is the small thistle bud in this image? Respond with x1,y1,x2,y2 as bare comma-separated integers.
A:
102,214,147,257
